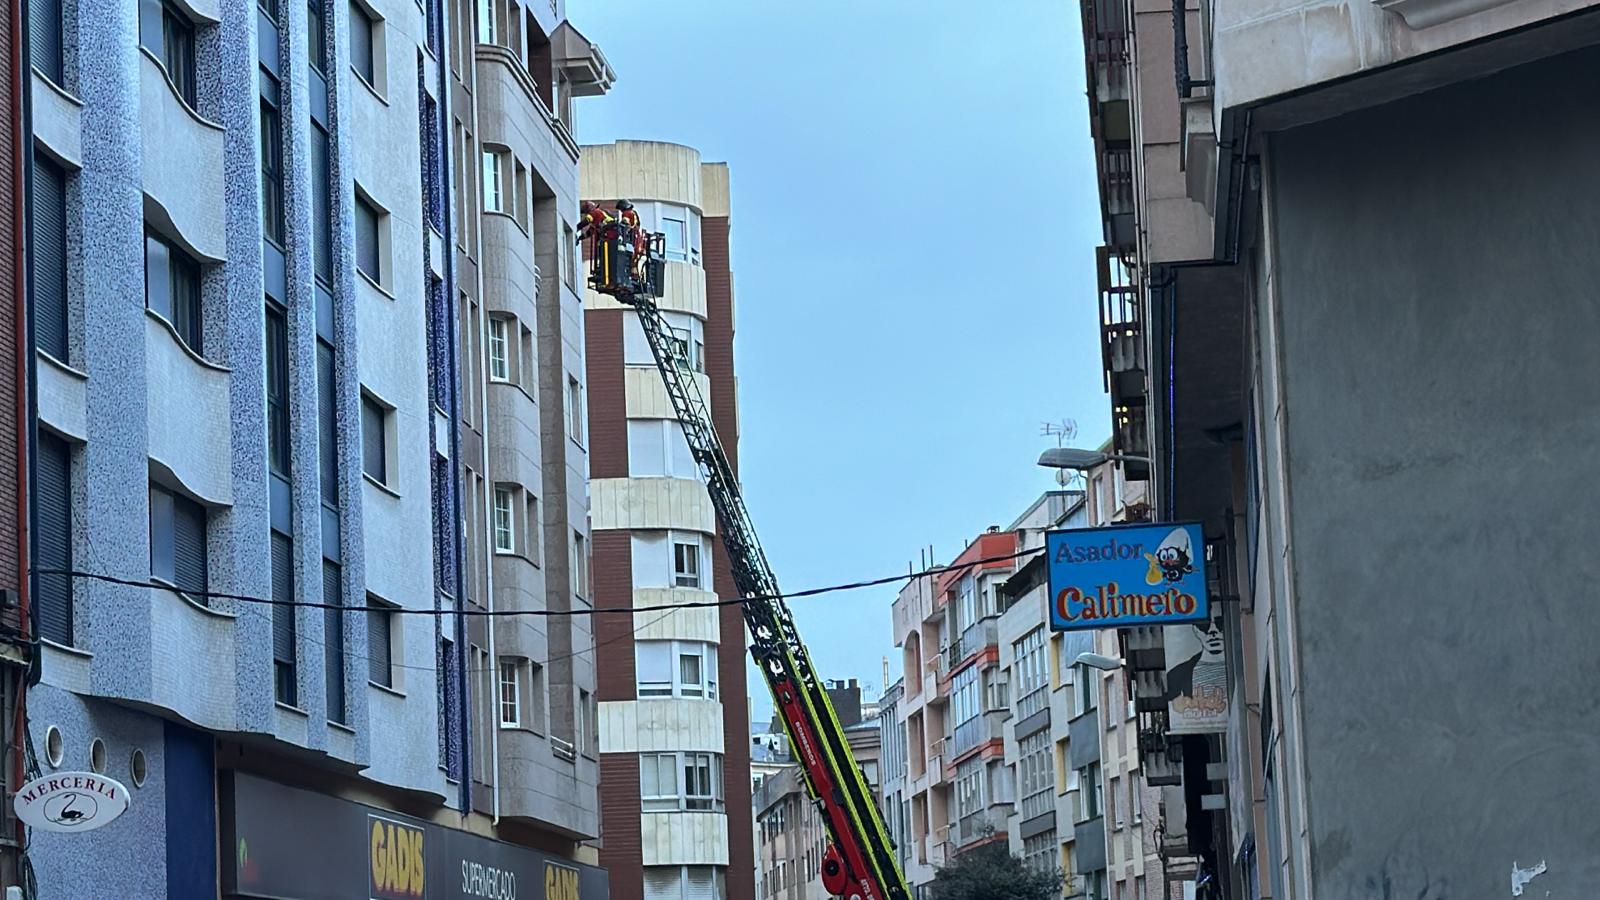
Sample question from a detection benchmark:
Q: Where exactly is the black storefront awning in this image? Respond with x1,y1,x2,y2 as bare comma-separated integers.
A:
220,771,606,900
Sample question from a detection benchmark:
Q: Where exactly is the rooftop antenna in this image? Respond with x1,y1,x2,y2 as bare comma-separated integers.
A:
1041,419,1081,488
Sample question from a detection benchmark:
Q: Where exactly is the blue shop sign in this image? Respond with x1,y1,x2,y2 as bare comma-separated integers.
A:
1046,522,1209,631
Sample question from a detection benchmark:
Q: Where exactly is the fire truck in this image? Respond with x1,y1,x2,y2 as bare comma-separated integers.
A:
583,216,911,900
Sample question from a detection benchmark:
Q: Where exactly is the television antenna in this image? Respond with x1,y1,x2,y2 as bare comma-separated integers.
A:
1040,420,1081,488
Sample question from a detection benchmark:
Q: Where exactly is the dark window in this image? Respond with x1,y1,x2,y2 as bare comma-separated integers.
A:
354,193,381,283
265,303,291,476
272,532,297,705
307,0,328,73
140,0,196,106
361,393,386,484
149,484,208,602
349,2,374,86
35,433,73,645
311,125,333,285
317,341,338,505
324,561,345,723
144,230,203,354
30,0,63,85
32,155,68,361
259,0,280,23
260,71,285,246
367,598,392,687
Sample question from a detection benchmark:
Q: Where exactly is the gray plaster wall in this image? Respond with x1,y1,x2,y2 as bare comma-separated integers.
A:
1265,44,1600,898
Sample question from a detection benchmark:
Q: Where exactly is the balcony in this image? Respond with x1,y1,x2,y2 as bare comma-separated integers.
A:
1082,0,1132,150
1098,247,1149,480
952,710,1006,759
949,619,999,671
1099,146,1137,252
927,738,947,785
957,805,1010,847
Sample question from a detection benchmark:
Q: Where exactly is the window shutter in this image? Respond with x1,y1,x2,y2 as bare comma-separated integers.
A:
172,493,207,600
35,433,72,645
30,0,62,83
643,868,682,900
32,156,68,360
324,561,345,723
368,603,391,687
271,533,295,663
684,867,716,900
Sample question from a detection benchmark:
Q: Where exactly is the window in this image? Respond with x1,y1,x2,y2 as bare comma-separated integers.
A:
324,561,346,723
956,575,976,630
951,665,979,725
571,530,587,597
1130,779,1142,823
265,303,291,476
349,1,377,88
35,433,72,645
955,757,985,819
626,420,698,479
513,160,528,227
662,216,686,262
307,0,328,73
367,595,395,688
523,493,539,563
355,192,382,284
1018,730,1054,820
662,312,704,374
487,316,509,380
32,156,68,361
144,230,203,354
498,658,521,726
518,325,535,395
481,150,503,212
272,533,297,705
578,688,594,756
259,0,279,22
475,0,495,44
1013,627,1048,719
260,72,285,245
565,376,583,444
1076,663,1099,716
360,393,389,484
311,125,333,284
148,484,208,600
1079,762,1103,821
672,539,701,588
636,640,717,699
563,223,577,289
1110,775,1123,829
492,487,514,552
317,341,338,505
689,210,701,266
1022,832,1056,876
30,0,64,85
141,0,196,106
641,752,724,813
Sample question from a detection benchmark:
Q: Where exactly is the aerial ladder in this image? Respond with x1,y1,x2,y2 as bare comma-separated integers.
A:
584,214,911,900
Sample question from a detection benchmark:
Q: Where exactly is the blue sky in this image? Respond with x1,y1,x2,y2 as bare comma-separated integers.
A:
574,0,1109,725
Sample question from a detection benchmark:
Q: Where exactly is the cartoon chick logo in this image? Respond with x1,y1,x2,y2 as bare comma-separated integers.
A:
1144,528,1196,585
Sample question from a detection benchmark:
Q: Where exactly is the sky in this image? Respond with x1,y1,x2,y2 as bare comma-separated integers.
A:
573,0,1110,726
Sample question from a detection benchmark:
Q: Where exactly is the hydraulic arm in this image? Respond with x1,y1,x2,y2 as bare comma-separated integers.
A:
589,223,910,900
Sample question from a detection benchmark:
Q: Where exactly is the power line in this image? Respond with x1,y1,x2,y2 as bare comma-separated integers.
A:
33,545,1040,619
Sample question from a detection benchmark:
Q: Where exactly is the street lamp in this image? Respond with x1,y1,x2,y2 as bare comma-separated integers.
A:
1074,652,1124,671
1037,447,1152,472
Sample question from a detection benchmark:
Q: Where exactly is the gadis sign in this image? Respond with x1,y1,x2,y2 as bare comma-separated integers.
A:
13,771,130,833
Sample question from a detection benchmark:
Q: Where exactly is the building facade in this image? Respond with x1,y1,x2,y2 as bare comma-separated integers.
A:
582,140,754,900
1076,0,1600,895
447,0,612,852
20,0,609,893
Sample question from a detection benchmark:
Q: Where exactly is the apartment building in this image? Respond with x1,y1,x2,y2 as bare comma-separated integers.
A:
582,140,753,900
20,0,609,893
889,528,1023,895
1076,0,1600,894
877,679,911,880
995,491,1087,893
446,0,612,852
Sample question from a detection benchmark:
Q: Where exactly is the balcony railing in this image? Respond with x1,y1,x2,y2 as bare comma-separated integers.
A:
1098,246,1148,477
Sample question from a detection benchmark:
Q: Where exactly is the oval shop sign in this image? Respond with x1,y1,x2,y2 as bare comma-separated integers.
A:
14,771,130,833
1046,521,1210,631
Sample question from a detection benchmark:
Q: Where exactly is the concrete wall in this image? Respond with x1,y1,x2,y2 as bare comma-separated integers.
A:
1263,44,1600,897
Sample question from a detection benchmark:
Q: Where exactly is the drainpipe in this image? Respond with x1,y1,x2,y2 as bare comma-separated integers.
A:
1172,0,1212,99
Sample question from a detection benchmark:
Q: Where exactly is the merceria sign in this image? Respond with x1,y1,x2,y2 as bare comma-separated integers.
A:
14,771,130,833
1046,522,1209,631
